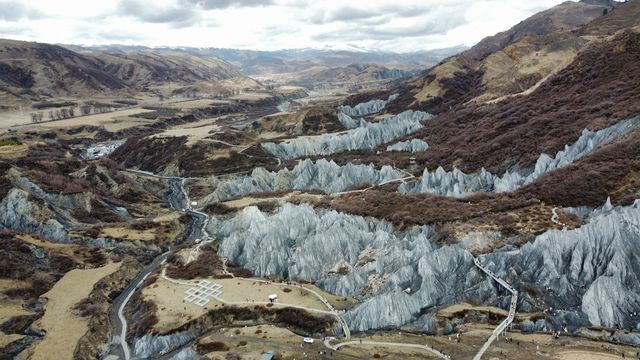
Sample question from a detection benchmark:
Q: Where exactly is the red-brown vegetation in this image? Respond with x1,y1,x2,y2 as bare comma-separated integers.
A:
407,30,640,174
196,340,230,353
517,129,640,207
331,190,539,226
165,246,223,280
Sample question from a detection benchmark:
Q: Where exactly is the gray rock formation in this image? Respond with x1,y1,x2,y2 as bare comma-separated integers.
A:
209,200,640,336
166,348,199,360
338,94,399,119
337,112,367,129
485,199,640,331
400,116,640,197
82,140,125,160
0,189,70,243
132,332,196,359
398,166,496,197
208,203,482,331
386,139,429,152
201,159,403,204
263,110,431,160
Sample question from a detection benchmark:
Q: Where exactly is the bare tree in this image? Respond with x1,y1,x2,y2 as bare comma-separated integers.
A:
31,113,38,123
68,107,75,117
48,111,55,121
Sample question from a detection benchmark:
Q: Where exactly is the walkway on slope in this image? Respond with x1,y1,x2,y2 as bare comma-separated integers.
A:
472,256,518,360
331,167,416,196
323,338,451,359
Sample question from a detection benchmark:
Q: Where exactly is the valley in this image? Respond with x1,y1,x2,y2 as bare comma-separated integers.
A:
1,1,640,360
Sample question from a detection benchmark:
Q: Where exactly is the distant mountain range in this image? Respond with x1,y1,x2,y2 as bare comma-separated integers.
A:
65,44,467,75
0,39,465,103
0,38,251,102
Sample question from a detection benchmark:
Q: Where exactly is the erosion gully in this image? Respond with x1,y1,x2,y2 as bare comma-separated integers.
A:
104,173,206,360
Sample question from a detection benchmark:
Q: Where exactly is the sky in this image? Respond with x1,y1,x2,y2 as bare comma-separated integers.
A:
0,0,570,53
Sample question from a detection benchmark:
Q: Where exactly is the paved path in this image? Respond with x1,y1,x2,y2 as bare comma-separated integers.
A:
551,207,568,230
332,167,415,196
107,172,194,360
324,338,451,359
472,256,518,360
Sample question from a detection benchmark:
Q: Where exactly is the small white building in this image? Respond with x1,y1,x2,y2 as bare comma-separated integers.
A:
268,294,278,303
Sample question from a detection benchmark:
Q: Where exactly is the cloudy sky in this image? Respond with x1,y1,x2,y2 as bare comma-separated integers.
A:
0,0,569,52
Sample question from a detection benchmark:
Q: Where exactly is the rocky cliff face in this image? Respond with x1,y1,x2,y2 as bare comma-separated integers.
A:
399,116,640,197
262,110,431,160
338,93,399,119
208,201,640,338
201,158,403,204
0,188,70,243
386,139,429,152
132,332,196,359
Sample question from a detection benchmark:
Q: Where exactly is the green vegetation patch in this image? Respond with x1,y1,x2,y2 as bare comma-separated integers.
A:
0,138,22,147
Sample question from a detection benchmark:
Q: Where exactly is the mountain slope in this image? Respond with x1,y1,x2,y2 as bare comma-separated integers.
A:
0,39,245,100
70,45,467,76
384,0,620,114
410,29,640,174
0,39,127,99
287,63,417,88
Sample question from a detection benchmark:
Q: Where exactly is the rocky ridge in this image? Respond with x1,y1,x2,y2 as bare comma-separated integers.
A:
262,110,431,160
399,115,640,197
208,201,640,340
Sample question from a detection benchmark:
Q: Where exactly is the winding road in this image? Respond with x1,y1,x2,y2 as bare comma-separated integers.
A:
109,168,450,359
104,171,200,360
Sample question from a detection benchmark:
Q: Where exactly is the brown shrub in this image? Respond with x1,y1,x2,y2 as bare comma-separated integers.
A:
196,341,230,353
73,298,101,317
273,307,332,334
0,314,41,334
256,201,278,213
165,248,223,280
203,203,236,216
331,190,538,226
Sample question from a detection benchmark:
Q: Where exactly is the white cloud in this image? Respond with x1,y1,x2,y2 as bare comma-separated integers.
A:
0,0,570,52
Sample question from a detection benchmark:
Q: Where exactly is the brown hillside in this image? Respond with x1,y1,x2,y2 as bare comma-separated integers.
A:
381,0,618,114
0,39,244,100
406,29,640,174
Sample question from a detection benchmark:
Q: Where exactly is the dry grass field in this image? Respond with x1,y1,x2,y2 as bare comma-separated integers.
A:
37,108,155,132
29,262,121,360
143,270,343,333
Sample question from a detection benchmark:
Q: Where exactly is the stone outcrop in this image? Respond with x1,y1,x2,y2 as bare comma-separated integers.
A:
0,188,70,243
208,200,640,336
262,110,431,160
201,159,403,204
400,116,640,197
337,112,367,129
386,139,429,152
338,94,399,119
132,332,196,359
